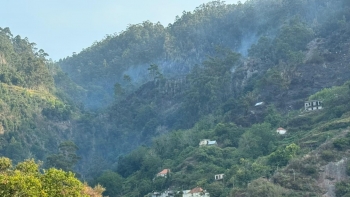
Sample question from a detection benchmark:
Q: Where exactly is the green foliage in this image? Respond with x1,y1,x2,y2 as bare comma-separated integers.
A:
320,150,336,162
0,157,12,171
59,21,166,108
309,85,348,106
1,0,349,196
334,135,350,152
116,147,149,177
148,64,163,81
15,159,40,174
214,123,244,147
230,158,271,188
46,141,81,172
246,178,287,197
206,182,226,197
42,100,71,121
95,170,123,197
250,17,314,64
181,50,240,126
0,157,96,197
41,168,84,197
0,28,53,90
268,143,300,167
238,123,277,158
264,105,283,128
335,181,350,197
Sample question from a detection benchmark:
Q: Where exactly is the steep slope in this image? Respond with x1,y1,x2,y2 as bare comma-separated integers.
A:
0,28,77,164
66,0,350,196
2,0,347,196
58,0,343,109
106,75,350,197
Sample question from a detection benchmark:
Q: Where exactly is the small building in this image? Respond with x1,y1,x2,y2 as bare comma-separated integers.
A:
157,169,170,178
183,187,210,197
199,139,217,146
276,127,287,135
152,192,161,197
215,174,224,181
199,139,210,146
255,102,264,107
152,190,175,197
305,100,322,111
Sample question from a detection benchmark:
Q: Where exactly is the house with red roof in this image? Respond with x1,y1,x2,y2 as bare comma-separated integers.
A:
276,127,287,135
156,169,170,178
183,187,210,197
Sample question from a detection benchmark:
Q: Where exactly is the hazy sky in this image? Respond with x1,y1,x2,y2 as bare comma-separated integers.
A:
1,0,244,61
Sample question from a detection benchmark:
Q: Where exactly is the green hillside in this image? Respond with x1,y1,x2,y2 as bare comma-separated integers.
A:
1,0,350,196
58,0,345,109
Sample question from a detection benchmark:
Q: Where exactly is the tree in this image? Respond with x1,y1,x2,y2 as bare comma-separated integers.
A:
114,83,125,100
46,141,81,172
0,157,12,171
264,105,283,128
148,64,163,81
246,178,287,197
41,168,84,197
214,123,244,147
95,171,123,197
268,143,300,167
335,181,350,197
238,123,276,158
0,157,99,197
206,182,225,197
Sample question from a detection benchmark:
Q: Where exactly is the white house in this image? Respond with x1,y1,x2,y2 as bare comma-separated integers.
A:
215,174,224,181
305,100,322,111
199,139,217,146
276,127,287,135
152,190,175,197
199,139,210,146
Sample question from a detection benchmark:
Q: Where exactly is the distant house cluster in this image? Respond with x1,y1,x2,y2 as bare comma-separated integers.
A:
152,169,211,197
152,190,174,197
305,100,322,111
151,187,209,197
199,139,217,146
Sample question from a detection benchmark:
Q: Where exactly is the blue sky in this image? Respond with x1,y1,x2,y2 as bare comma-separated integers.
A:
1,0,244,61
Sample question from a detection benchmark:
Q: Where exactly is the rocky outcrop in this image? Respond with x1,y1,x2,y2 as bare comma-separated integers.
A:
0,53,6,64
318,158,349,197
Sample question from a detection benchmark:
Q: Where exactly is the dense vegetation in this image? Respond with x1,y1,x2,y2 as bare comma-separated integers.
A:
0,27,79,166
0,157,104,196
58,0,346,109
1,0,350,196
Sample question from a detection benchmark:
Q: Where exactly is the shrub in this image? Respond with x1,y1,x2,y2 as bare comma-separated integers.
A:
321,150,336,162
246,178,287,197
335,181,350,197
333,134,350,150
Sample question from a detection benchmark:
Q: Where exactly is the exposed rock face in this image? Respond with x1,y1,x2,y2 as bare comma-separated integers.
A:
318,158,349,197
0,53,6,64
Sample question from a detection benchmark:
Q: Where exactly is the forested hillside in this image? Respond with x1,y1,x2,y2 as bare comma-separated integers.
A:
0,28,106,196
0,27,76,164
59,0,344,109
1,0,350,196
63,0,350,196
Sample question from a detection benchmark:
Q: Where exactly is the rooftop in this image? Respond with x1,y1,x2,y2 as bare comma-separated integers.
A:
158,169,170,175
190,187,204,194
